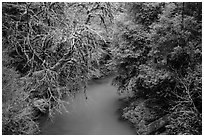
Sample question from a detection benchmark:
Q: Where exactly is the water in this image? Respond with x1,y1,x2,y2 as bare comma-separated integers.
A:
40,77,135,135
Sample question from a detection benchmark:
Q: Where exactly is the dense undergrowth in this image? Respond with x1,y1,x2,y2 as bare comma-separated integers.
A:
111,2,202,135
2,2,114,134
2,2,202,135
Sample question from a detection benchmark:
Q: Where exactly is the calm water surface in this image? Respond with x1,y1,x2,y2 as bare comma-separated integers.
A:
41,77,135,135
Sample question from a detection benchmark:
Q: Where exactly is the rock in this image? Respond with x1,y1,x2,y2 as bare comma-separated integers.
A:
138,114,171,135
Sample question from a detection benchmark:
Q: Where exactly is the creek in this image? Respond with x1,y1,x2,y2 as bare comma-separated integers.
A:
40,77,135,135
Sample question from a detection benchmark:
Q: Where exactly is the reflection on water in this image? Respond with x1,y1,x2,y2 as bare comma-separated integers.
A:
41,77,135,135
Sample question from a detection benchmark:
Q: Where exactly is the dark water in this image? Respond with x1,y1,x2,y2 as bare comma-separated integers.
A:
40,77,135,135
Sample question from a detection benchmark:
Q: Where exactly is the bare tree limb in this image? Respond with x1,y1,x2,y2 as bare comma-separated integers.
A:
50,50,74,71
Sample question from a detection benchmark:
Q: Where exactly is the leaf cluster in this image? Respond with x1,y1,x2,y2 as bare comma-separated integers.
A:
112,2,202,135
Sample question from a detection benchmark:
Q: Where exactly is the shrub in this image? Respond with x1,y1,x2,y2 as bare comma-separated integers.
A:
2,67,39,135
112,2,202,135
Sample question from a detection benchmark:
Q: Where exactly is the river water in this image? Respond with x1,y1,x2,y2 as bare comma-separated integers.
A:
40,77,135,135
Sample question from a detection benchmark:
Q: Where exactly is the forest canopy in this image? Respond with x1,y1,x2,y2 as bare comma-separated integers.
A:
2,2,202,135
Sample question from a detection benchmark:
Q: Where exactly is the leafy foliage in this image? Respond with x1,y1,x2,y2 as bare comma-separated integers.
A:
2,67,39,135
2,2,202,135
126,2,164,28
112,2,202,135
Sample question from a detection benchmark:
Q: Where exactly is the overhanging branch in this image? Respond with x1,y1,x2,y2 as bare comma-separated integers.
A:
50,50,74,71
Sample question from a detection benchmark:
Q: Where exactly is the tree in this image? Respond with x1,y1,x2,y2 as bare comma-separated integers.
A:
2,2,115,134
111,2,202,134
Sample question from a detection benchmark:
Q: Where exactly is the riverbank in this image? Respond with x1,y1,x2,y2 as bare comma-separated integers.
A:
117,95,172,135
